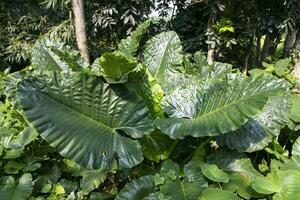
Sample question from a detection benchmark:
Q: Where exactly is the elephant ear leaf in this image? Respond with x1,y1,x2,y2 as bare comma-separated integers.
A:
141,31,184,92
155,76,287,138
115,175,156,200
15,72,154,169
118,18,153,60
32,38,88,72
199,188,241,200
251,170,300,200
0,173,33,200
99,52,138,83
217,94,291,152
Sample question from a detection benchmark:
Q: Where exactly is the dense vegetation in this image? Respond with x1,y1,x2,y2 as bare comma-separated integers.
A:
1,1,300,200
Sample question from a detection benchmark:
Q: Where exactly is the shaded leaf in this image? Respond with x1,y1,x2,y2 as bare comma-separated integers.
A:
217,95,291,152
115,176,156,200
0,173,33,200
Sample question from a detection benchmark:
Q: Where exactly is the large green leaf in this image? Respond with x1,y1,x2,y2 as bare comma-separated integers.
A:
155,76,287,138
251,170,300,200
141,31,184,91
31,38,88,71
128,71,164,118
217,94,291,152
208,150,263,199
99,52,137,83
199,188,241,200
0,173,33,200
200,162,230,183
159,161,208,200
139,131,175,162
15,72,154,169
80,169,107,194
115,176,156,200
118,19,153,60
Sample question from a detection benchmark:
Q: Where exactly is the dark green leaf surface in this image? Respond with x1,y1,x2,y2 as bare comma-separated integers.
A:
217,95,291,152
159,161,207,200
0,173,33,200
115,176,156,200
156,76,287,138
208,150,263,199
16,72,154,169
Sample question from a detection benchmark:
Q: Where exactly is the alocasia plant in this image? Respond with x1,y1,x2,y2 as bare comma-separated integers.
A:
1,19,298,200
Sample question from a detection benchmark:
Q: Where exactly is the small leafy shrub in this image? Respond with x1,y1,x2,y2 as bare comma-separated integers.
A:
1,19,300,200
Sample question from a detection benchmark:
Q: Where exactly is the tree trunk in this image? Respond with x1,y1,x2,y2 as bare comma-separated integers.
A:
243,37,253,74
294,30,300,49
207,17,215,65
260,33,273,62
72,0,90,64
255,35,261,67
283,28,297,58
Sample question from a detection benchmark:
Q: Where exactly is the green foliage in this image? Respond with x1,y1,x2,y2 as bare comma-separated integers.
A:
0,20,299,200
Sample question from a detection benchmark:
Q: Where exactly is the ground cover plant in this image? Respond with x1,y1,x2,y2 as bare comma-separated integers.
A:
1,19,300,200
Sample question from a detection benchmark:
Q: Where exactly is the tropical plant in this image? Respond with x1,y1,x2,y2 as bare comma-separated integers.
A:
1,19,300,200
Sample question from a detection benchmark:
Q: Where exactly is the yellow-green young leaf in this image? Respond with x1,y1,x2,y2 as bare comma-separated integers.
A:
200,162,230,183
99,52,137,83
290,94,300,122
199,188,241,200
54,184,65,195
275,59,290,77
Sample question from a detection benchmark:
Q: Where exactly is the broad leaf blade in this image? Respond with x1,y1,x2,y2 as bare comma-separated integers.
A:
16,72,154,169
141,31,184,91
32,38,88,71
115,175,156,200
118,19,153,60
217,94,291,152
199,188,241,200
155,76,287,138
99,52,137,83
0,173,33,200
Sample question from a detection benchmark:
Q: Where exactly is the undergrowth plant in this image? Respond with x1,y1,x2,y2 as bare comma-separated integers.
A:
1,19,300,200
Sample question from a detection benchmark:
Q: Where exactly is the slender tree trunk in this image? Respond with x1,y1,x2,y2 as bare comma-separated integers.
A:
294,30,300,49
243,36,253,74
260,33,273,62
207,18,215,65
255,34,261,66
72,0,90,64
283,28,297,57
